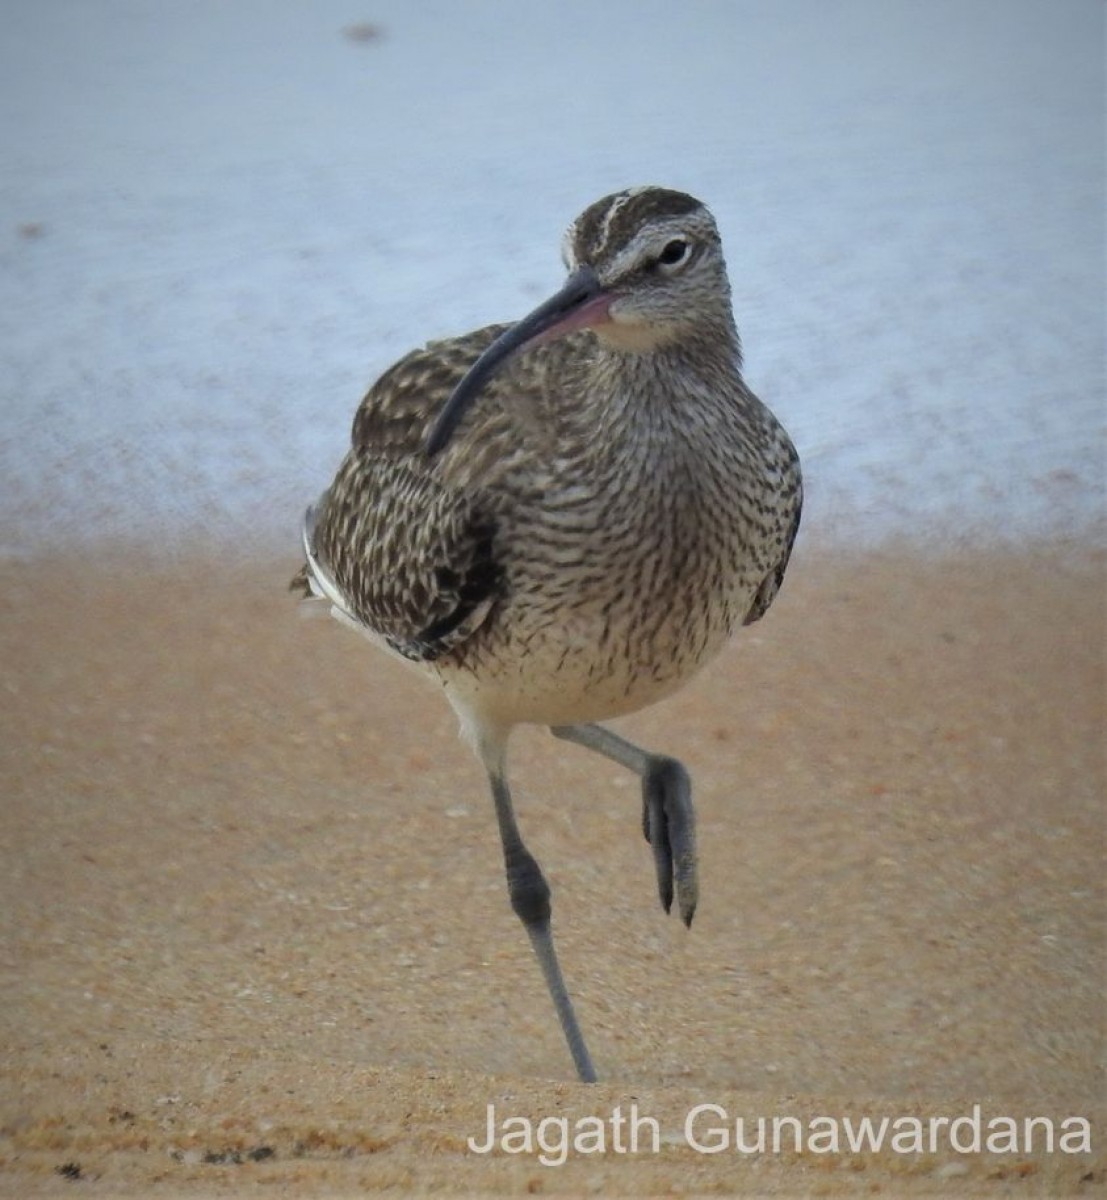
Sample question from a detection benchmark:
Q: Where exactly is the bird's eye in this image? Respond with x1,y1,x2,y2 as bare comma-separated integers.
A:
657,239,689,267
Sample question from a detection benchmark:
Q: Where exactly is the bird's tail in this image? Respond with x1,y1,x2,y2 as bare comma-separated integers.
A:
289,501,325,598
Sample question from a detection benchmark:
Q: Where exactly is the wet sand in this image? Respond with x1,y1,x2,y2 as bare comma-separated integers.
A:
1,542,1103,1195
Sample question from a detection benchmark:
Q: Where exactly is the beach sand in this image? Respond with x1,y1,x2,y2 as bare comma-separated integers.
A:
1,542,1103,1195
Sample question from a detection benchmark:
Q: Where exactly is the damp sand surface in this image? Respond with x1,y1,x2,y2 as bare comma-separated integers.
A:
1,543,1103,1195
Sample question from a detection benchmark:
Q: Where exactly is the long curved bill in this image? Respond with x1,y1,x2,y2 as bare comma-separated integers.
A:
424,266,609,457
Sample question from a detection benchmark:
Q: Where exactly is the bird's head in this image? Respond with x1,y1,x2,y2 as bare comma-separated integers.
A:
425,186,734,456
560,186,732,352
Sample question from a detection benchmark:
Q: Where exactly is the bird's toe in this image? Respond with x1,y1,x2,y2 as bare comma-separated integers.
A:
641,756,698,926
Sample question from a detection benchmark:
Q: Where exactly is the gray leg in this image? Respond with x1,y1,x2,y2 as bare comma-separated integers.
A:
488,768,597,1083
552,723,698,927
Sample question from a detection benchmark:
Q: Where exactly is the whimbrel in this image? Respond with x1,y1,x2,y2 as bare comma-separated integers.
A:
292,186,802,1082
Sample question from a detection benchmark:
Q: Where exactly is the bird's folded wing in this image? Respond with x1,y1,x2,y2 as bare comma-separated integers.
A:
295,325,512,663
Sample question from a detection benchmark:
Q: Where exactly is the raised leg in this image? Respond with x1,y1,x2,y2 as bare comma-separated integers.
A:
551,723,698,927
481,752,597,1083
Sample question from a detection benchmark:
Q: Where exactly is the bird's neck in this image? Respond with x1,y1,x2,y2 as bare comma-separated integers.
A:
581,323,745,442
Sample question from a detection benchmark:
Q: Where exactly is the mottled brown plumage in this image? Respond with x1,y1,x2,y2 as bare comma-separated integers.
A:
293,186,802,1082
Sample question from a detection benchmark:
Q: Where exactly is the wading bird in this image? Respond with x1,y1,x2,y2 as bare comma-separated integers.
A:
292,186,802,1082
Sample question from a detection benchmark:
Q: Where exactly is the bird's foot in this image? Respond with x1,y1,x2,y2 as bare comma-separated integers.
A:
641,756,698,926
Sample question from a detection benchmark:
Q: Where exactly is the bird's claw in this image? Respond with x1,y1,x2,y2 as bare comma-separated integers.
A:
641,756,698,926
